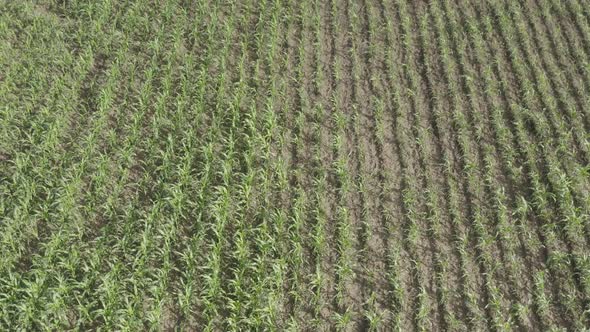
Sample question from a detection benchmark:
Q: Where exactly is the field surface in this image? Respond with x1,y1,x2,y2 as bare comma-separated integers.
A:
2,0,590,330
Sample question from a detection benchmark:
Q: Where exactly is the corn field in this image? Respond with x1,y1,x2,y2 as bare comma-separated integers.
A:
1,0,590,330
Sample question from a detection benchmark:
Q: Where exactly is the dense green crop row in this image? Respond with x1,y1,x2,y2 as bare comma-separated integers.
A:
1,0,590,330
